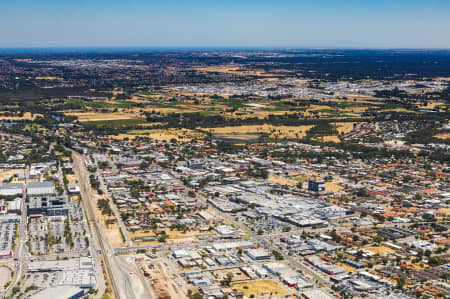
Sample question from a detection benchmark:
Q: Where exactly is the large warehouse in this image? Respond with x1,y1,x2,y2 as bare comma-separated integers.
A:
0,183,24,196
26,181,55,196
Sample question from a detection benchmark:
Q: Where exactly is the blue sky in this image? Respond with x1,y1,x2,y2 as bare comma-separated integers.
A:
1,0,449,48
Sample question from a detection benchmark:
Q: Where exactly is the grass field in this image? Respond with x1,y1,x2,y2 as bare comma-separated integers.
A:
110,128,205,142
66,111,143,122
232,280,289,297
204,124,314,139
0,112,42,121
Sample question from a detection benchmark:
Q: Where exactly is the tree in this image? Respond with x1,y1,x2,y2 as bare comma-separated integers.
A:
192,292,203,299
396,276,406,289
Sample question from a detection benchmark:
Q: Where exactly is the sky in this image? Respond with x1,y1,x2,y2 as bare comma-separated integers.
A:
0,0,449,48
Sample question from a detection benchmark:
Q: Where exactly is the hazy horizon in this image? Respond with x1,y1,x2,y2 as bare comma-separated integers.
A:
1,0,450,48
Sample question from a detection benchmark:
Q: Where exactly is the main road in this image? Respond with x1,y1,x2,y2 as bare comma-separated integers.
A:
1,176,28,297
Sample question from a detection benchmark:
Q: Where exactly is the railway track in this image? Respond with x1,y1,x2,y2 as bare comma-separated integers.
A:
72,151,120,298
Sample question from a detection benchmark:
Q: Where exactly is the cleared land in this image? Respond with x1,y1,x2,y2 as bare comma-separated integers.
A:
268,174,297,186
0,266,11,290
0,169,24,182
232,280,289,297
92,195,125,248
365,246,396,255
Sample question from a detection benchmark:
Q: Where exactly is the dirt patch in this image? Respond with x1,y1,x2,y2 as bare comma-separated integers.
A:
269,174,297,186
232,280,289,297
0,169,24,182
365,246,395,256
0,266,11,290
91,196,125,248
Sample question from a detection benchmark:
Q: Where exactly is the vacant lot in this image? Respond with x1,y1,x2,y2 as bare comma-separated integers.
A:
0,169,24,182
232,280,289,297
91,196,124,248
215,268,249,282
325,182,344,192
269,174,297,186
0,266,11,290
365,246,395,255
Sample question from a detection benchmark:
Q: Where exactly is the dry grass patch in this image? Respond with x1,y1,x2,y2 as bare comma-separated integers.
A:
325,182,344,192
318,135,341,143
204,124,313,139
269,174,297,186
435,133,450,140
91,196,125,248
335,122,355,134
0,112,42,121
337,262,357,272
110,128,205,142
0,169,24,182
66,111,142,122
232,280,289,297
365,246,395,256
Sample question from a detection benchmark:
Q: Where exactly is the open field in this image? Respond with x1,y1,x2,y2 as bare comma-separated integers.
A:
203,124,314,139
325,182,344,192
435,133,450,140
365,246,395,255
269,174,297,186
0,169,24,182
232,280,289,297
318,135,341,143
0,112,42,121
335,122,356,134
92,195,124,248
109,128,205,142
65,111,143,122
130,228,213,244
193,65,277,77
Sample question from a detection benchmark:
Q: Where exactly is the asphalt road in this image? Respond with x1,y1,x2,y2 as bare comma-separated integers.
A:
2,168,29,297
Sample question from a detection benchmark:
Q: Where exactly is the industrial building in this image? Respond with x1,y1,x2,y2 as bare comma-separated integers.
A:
27,181,55,196
30,285,85,299
0,183,24,196
247,248,271,261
